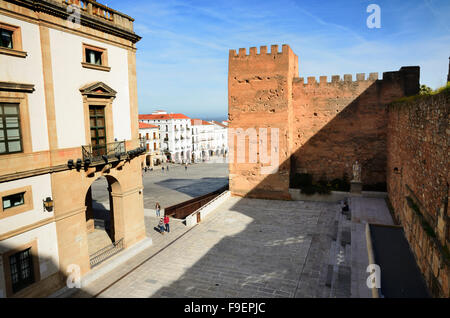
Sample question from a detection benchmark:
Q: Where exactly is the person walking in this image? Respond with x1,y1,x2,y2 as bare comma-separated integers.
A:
164,215,170,233
167,165,169,172
158,218,165,235
185,163,188,171
155,202,161,217
162,166,164,172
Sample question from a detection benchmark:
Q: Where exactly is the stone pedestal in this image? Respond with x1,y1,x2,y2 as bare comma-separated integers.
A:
350,181,363,194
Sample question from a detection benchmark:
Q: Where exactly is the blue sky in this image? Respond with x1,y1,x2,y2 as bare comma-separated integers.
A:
105,0,450,119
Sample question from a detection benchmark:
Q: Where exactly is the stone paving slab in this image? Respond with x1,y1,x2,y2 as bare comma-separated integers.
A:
66,195,397,298
66,197,337,298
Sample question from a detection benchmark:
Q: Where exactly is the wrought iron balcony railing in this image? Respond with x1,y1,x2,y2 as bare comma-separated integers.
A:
82,141,126,162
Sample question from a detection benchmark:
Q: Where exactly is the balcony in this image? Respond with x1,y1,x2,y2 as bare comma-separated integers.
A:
82,141,126,163
61,0,138,39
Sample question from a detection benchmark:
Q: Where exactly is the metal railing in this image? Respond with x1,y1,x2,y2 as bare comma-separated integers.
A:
164,185,229,219
89,238,124,268
82,141,126,162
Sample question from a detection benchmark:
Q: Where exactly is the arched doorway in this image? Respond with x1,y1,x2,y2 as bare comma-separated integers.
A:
85,175,122,258
146,155,151,166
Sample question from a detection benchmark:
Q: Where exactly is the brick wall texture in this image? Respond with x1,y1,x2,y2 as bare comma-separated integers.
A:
387,90,449,298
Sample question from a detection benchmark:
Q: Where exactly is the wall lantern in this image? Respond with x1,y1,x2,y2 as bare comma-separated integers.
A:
43,197,54,212
76,158,82,170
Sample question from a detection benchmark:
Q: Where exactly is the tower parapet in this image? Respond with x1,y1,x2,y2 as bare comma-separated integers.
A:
292,72,380,86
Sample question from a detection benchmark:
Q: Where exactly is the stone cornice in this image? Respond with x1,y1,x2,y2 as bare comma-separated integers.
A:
0,81,35,93
4,0,142,43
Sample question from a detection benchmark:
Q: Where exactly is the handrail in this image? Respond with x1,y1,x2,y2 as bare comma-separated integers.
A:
164,185,229,219
82,140,126,162
89,238,124,267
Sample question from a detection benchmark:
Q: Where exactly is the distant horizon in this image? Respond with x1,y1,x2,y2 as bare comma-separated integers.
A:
138,109,227,122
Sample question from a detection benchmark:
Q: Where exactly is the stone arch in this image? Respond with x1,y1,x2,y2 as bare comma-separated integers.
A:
84,175,124,249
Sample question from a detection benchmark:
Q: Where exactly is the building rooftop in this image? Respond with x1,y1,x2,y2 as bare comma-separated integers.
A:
139,122,158,129
210,120,227,128
191,119,212,126
139,113,190,120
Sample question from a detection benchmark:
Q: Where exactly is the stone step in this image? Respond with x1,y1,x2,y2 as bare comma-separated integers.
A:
325,201,353,297
87,229,113,256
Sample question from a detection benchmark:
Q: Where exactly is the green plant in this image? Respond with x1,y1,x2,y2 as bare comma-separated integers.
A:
300,184,317,195
330,177,350,192
419,84,433,95
363,182,387,192
291,173,313,189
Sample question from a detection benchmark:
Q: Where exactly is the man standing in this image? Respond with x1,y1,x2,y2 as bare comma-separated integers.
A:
164,215,170,233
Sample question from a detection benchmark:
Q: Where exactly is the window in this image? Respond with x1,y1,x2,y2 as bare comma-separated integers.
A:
0,22,26,57
0,186,33,217
9,248,35,294
82,43,110,71
85,48,102,65
0,103,22,155
0,28,13,49
89,105,107,157
2,192,25,210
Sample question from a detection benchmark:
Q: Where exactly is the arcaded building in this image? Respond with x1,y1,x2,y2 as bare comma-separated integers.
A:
0,0,146,297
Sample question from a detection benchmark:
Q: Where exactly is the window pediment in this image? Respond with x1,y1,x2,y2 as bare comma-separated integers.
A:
79,82,117,98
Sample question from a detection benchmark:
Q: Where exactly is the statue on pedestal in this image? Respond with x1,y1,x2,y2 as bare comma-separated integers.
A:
352,160,361,182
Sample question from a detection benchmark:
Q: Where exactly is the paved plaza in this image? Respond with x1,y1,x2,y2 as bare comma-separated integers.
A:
90,162,229,209
67,195,351,298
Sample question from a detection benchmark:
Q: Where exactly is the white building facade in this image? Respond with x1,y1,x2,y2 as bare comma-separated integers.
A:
210,120,228,157
139,122,162,166
139,111,192,163
190,119,215,162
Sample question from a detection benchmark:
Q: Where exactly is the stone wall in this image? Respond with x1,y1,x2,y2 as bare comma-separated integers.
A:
291,68,420,186
228,45,298,199
228,44,419,198
387,89,449,297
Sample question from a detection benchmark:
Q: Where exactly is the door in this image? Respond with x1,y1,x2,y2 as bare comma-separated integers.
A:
89,105,106,157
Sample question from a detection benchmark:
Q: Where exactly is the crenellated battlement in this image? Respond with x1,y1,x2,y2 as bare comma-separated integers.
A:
229,44,292,58
293,72,380,86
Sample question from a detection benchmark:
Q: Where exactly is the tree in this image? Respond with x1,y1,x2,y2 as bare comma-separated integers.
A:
419,84,433,95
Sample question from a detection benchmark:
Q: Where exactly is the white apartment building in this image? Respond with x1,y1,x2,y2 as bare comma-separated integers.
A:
138,122,163,166
191,119,215,162
139,111,192,163
209,120,228,157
